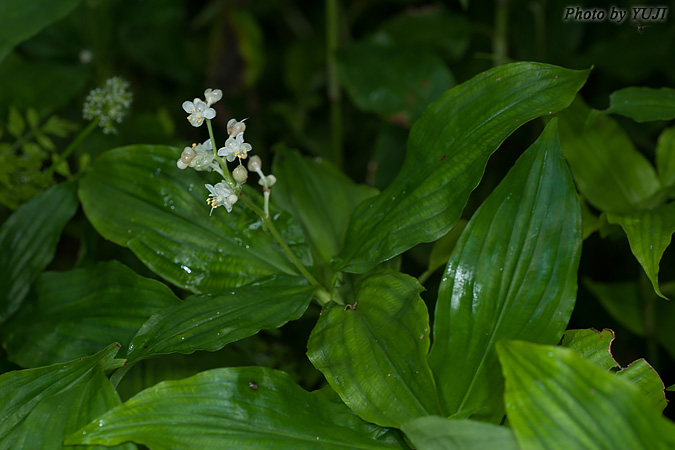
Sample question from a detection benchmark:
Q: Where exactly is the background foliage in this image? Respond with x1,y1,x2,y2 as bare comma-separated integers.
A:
1,0,674,448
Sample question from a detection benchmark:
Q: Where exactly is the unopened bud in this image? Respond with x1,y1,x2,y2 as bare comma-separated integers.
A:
233,166,248,184
248,155,262,172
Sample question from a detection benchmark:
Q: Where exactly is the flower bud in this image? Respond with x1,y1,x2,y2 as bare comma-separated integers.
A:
248,155,262,172
180,146,196,163
227,194,239,206
232,166,248,184
177,159,188,170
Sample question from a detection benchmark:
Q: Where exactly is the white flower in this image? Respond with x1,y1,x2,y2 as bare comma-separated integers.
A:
259,174,277,189
205,182,238,215
227,118,247,136
217,133,252,162
204,88,222,107
182,98,215,127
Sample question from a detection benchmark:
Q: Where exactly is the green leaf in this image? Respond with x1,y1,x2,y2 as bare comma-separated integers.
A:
126,274,313,363
66,367,407,449
656,126,675,188
78,145,309,294
0,0,84,63
427,219,467,275
561,328,618,371
337,41,454,125
606,202,675,299
273,146,378,284
607,87,675,122
580,196,599,239
0,343,120,450
617,359,668,413
428,119,582,421
307,271,440,428
497,340,675,449
0,181,78,323
11,366,135,450
7,105,25,138
335,62,589,273
558,96,661,213
401,416,519,450
2,261,179,368
586,279,675,361
25,107,40,129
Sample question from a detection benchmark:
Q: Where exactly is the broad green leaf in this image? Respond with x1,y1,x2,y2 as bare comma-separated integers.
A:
656,126,675,188
0,0,84,63
307,271,441,428
126,274,313,362
1,261,178,368
585,279,675,361
335,62,589,273
562,329,667,411
618,359,668,412
337,41,454,125
401,416,519,450
428,119,582,421
0,343,120,450
559,96,661,213
497,340,675,449
12,366,135,450
606,202,675,299
427,219,467,275
0,181,78,323
78,145,309,294
561,328,618,371
607,87,675,122
66,367,407,449
273,146,378,284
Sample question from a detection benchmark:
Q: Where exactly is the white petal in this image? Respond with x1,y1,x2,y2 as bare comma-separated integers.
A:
204,107,216,120
182,101,195,113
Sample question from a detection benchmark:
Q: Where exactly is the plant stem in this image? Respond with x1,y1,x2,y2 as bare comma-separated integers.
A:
238,194,336,305
46,120,98,177
206,119,236,187
493,0,509,66
326,0,343,170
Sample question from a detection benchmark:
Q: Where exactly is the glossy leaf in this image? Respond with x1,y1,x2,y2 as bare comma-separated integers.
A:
606,202,675,299
1,261,179,368
273,146,378,283
497,340,675,449
618,359,668,412
66,367,407,449
428,119,582,421
12,366,135,450
0,181,78,323
78,145,309,294
401,416,519,450
427,219,467,275
656,126,675,188
0,0,84,63
0,343,120,450
607,87,675,122
558,97,661,213
337,41,454,125
561,328,618,371
126,274,313,362
307,271,441,428
335,62,589,273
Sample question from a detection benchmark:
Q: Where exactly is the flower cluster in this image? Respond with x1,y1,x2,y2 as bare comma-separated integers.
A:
82,77,133,134
176,88,275,216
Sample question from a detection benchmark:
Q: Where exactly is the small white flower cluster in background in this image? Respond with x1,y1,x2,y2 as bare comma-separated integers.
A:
83,77,133,134
177,88,276,217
